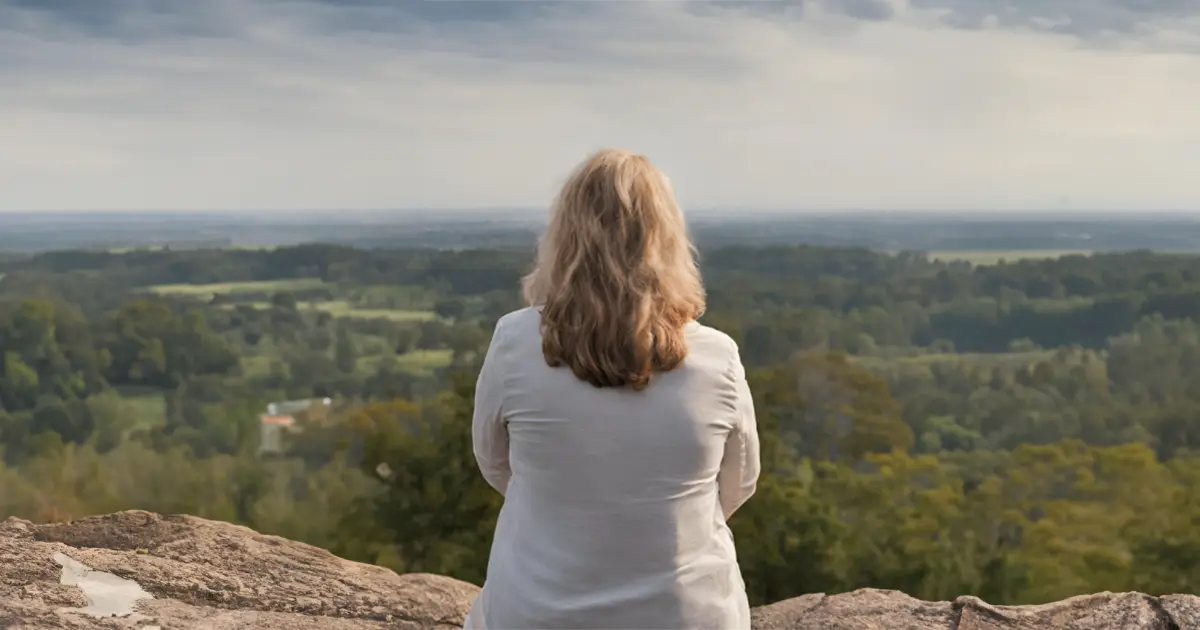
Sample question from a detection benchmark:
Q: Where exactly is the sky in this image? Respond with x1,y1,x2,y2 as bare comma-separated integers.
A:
1,0,1198,213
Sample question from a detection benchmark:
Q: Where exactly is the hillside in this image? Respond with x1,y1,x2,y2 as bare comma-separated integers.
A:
7,244,1200,607
2,511,1197,629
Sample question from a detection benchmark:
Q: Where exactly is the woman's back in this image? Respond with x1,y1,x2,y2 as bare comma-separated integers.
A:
470,307,759,629
465,148,760,629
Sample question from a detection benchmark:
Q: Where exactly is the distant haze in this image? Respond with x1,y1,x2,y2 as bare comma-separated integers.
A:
2,0,1199,212
4,212,1200,254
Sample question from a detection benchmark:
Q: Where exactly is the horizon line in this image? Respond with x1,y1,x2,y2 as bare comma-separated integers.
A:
0,209,1198,217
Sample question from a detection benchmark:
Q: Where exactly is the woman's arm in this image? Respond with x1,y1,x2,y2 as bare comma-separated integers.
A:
473,320,512,496
718,343,761,520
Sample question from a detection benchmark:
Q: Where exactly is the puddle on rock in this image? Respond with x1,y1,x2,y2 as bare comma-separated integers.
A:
53,552,153,618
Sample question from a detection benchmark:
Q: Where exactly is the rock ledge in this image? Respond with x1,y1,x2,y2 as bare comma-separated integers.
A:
1,511,1196,629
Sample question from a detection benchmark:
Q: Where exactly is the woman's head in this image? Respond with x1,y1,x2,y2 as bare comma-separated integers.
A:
522,148,705,390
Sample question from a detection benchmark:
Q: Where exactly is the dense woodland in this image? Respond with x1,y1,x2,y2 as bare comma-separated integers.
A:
4,243,1200,605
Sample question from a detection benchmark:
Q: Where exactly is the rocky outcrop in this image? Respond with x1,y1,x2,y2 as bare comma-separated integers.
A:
0,511,476,629
1,511,1197,629
751,589,1198,629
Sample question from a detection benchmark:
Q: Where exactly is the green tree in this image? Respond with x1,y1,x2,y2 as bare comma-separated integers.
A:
338,371,501,584
335,322,357,374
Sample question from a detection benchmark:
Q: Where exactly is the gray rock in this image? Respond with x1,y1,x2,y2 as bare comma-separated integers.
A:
0,511,476,629
2,511,1198,629
753,588,1199,629
752,588,958,629
1164,595,1200,630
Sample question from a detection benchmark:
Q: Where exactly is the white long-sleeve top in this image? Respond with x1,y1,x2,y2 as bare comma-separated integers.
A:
466,307,761,630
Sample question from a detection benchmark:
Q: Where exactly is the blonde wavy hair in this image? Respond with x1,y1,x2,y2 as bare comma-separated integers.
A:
522,148,706,390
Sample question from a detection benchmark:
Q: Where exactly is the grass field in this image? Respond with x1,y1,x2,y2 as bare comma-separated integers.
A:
241,348,454,379
348,285,438,311
107,245,277,254
927,295,1096,314
105,245,170,254
926,250,1093,265
224,299,437,322
365,349,454,376
240,355,278,379
114,389,168,431
310,300,437,322
854,349,1054,371
147,278,331,298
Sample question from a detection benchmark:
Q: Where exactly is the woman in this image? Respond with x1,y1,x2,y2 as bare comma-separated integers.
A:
465,149,761,630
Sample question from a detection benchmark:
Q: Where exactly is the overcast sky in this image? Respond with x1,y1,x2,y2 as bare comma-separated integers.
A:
2,0,1198,213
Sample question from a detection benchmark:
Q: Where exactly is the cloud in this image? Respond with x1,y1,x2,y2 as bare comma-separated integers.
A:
1,0,1198,212
912,0,1198,36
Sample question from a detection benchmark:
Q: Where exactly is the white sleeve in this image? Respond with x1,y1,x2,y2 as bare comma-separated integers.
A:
472,320,512,496
717,343,760,520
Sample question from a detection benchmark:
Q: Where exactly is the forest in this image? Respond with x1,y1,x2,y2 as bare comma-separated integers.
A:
3,243,1200,606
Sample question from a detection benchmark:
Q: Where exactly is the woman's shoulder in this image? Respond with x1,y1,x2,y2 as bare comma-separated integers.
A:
494,306,542,337
683,322,741,378
686,321,738,354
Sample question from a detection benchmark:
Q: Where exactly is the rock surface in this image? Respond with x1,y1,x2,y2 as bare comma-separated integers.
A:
0,511,476,629
751,589,1199,629
1,510,1197,629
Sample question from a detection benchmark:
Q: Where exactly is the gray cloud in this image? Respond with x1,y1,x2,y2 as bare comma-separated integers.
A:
7,0,1197,44
780,0,1196,39
703,0,891,22
827,0,897,21
1,0,1198,211
303,0,1198,39
912,0,1197,36
2,0,1190,64
0,1,753,77
3,0,603,37
340,0,559,25
2,0,241,41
